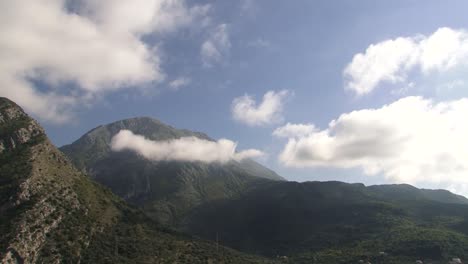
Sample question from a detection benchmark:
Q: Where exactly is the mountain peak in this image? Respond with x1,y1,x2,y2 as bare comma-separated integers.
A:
61,116,283,181
60,116,284,225
72,116,211,146
60,116,214,171
1,98,272,263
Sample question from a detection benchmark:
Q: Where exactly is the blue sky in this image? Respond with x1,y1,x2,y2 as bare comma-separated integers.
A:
2,0,468,194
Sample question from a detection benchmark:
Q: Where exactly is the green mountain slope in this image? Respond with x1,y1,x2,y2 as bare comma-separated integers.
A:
56,105,468,264
183,181,468,263
0,97,276,264
60,117,283,224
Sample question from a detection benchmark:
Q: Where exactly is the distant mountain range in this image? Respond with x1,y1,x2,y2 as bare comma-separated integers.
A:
184,180,468,263
3,96,468,263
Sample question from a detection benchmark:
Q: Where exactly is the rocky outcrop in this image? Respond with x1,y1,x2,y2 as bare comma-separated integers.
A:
0,98,85,263
2,143,86,263
0,98,44,154
0,104,25,123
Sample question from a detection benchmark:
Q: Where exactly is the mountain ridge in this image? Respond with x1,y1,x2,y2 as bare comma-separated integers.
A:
367,183,468,204
183,180,468,263
0,97,277,263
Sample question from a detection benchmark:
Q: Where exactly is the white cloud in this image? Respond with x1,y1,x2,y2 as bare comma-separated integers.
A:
344,27,468,95
231,90,290,126
279,96,468,190
0,0,209,123
81,0,210,35
169,77,191,90
201,24,231,67
111,130,264,163
273,123,316,138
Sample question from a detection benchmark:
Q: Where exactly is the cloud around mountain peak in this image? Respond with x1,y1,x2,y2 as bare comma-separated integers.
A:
111,129,264,163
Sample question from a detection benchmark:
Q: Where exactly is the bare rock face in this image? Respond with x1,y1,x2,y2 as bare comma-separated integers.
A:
0,98,45,154
0,98,85,263
0,106,24,122
2,143,85,264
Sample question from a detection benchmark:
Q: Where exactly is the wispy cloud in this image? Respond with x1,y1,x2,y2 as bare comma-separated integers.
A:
231,90,290,126
201,24,231,67
240,0,258,17
111,130,264,163
169,77,191,90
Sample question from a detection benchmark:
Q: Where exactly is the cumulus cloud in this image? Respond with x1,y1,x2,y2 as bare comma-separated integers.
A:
344,27,468,95
111,130,264,163
279,96,468,189
273,123,316,138
201,24,231,67
80,0,210,35
231,90,290,126
0,0,209,123
169,77,191,90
